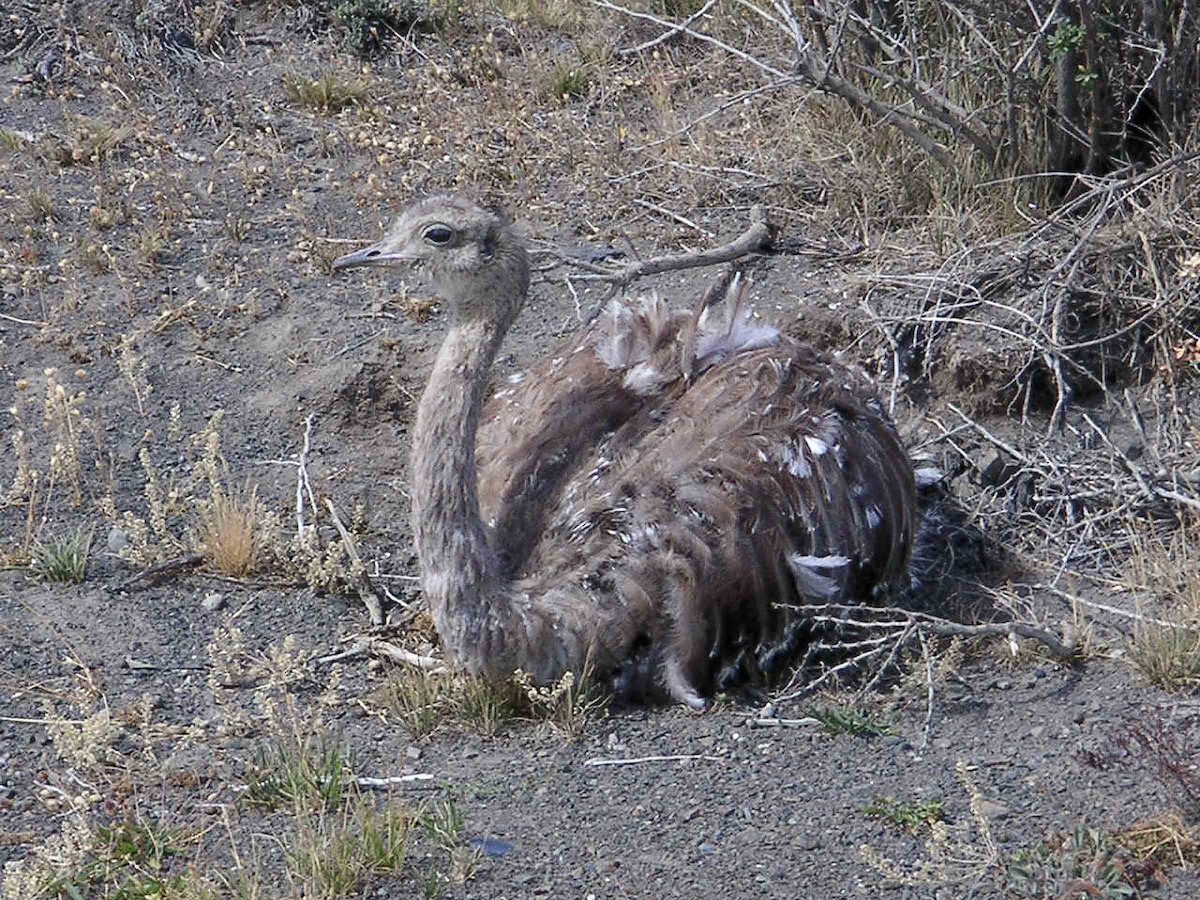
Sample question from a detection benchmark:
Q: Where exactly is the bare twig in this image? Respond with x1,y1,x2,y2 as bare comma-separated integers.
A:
115,554,203,591
617,0,719,55
353,774,435,788
561,205,774,290
583,754,724,766
296,414,315,540
317,636,448,672
0,312,46,327
748,717,822,728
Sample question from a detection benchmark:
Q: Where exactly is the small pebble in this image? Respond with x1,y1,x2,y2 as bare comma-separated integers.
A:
201,592,225,612
107,526,129,553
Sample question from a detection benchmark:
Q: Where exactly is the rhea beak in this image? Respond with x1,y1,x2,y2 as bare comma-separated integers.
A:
332,240,412,271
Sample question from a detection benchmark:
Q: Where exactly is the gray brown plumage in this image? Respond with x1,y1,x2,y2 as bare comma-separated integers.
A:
334,194,918,708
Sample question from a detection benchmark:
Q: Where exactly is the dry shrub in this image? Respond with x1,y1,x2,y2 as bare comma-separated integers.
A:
1127,624,1200,692
1117,813,1200,872
1127,514,1200,624
283,71,370,114
196,483,266,577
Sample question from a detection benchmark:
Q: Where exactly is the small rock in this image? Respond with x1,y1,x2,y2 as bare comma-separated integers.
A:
976,800,1010,820
405,746,422,761
1030,725,1045,738
697,842,717,856
201,592,225,612
107,526,129,553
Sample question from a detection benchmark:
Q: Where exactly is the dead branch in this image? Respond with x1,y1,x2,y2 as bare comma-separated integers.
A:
353,774,435,788
583,754,724,766
775,601,1074,703
296,414,316,540
617,0,719,55
316,636,447,672
115,554,203,591
557,204,774,289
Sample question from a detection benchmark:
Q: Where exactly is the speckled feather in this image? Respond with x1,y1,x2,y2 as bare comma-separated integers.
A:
472,276,915,705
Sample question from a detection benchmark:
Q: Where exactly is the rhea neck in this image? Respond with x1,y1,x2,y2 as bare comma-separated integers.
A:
410,246,528,646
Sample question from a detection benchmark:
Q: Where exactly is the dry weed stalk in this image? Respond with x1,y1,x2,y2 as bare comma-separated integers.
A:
859,760,1001,887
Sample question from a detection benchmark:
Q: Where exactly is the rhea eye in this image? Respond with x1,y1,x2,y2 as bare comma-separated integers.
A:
422,224,455,246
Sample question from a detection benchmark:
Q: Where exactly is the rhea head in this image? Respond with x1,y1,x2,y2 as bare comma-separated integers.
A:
333,193,530,325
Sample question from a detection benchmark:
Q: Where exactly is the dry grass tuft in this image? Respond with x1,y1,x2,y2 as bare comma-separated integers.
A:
288,799,413,898
284,71,370,114
1127,624,1200,692
1127,515,1200,624
196,483,266,577
25,189,55,223
381,666,455,738
1116,813,1200,872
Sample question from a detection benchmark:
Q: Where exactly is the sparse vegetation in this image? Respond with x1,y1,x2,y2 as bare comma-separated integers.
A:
548,61,590,101
1117,813,1200,874
809,705,892,737
1006,825,1149,900
334,0,438,57
512,661,607,741
245,737,353,811
382,666,456,738
288,799,413,897
38,820,184,900
283,71,370,114
863,796,944,831
31,527,93,584
380,667,522,738
24,189,54,223
1127,623,1200,692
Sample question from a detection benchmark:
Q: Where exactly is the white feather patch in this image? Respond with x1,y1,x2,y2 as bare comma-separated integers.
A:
622,362,665,397
804,436,829,456
787,554,850,599
914,466,944,488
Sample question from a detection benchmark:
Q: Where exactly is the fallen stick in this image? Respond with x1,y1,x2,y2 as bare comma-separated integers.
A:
584,754,724,767
354,774,434,788
748,717,822,728
0,312,46,327
296,414,315,539
317,637,447,673
116,554,203,591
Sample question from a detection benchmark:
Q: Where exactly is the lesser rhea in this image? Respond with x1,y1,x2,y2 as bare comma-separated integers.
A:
334,194,918,708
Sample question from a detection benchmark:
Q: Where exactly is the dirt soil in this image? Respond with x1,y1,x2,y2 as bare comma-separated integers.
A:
2,4,1199,899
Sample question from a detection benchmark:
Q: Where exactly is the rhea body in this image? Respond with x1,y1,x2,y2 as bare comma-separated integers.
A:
334,195,917,708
